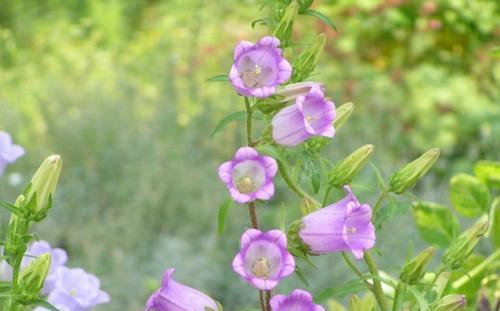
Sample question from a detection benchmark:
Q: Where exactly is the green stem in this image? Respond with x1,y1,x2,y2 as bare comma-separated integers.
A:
278,163,315,203
392,282,406,311
364,252,390,311
371,190,388,216
244,96,253,146
452,248,500,289
341,252,373,291
322,186,332,206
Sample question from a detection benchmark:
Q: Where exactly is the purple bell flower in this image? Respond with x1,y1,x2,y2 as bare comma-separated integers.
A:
0,131,25,176
145,268,218,311
272,86,335,147
229,36,292,98
218,147,278,204
270,289,325,311
299,186,375,260
232,229,295,290
35,266,110,311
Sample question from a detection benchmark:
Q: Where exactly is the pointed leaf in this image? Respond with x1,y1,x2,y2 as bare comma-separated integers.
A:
206,74,229,82
210,111,247,138
217,198,233,235
450,173,490,218
301,9,337,31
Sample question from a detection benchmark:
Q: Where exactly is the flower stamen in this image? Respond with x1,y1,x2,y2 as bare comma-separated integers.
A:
251,257,271,279
236,176,256,194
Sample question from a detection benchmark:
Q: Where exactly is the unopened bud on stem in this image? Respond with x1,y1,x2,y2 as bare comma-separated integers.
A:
400,247,435,284
329,145,374,188
432,294,467,311
291,33,327,82
17,253,51,301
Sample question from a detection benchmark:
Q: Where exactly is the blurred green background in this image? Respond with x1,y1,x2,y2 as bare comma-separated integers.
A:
0,0,498,310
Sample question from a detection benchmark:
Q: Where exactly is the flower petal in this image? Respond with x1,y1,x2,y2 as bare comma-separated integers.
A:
234,147,259,162
218,161,234,184
234,40,255,61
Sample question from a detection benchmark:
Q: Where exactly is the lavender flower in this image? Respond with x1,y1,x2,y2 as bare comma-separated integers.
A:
229,36,292,98
0,131,25,176
35,266,110,311
272,86,335,147
1,240,67,294
145,268,218,311
270,289,325,311
299,186,375,259
232,229,295,290
218,147,278,204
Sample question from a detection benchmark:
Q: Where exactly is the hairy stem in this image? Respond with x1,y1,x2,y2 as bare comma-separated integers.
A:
392,282,406,311
248,202,259,229
364,252,389,311
244,96,253,146
265,291,272,310
371,190,388,216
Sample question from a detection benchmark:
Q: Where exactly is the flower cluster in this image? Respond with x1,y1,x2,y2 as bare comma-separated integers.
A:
1,241,109,311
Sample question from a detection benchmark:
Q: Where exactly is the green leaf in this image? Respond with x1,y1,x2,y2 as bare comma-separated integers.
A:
412,202,460,248
217,198,233,235
294,265,309,287
210,111,247,138
315,279,366,302
206,74,229,82
474,160,500,190
406,285,429,311
251,18,269,28
450,173,491,218
255,145,287,164
300,9,337,31
0,200,24,217
311,161,321,194
374,195,411,228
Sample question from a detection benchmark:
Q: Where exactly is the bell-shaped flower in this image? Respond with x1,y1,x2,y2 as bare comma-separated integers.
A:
0,131,25,176
229,36,292,98
270,289,325,311
299,186,375,259
272,86,335,147
34,266,110,311
145,268,219,311
218,147,278,204
232,229,295,290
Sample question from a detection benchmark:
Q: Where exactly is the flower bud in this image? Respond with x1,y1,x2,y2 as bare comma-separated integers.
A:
332,102,354,131
328,145,374,188
442,216,489,269
17,253,51,301
399,247,435,285
274,82,324,103
22,154,62,221
432,294,467,311
291,33,327,82
389,148,440,194
273,0,299,48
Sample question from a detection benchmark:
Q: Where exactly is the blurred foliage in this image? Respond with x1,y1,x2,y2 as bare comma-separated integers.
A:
0,0,498,310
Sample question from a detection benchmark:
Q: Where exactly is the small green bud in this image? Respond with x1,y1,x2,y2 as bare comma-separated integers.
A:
17,253,51,301
291,33,327,82
273,0,299,48
389,148,440,194
348,295,364,311
332,102,354,131
329,145,374,188
23,154,63,221
442,216,489,269
399,247,435,285
432,294,467,311
287,219,310,256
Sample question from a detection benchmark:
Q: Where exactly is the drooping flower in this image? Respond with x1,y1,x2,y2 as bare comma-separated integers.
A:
34,266,110,311
272,85,335,147
145,268,218,311
274,82,324,103
229,36,292,98
218,147,278,204
232,229,295,290
0,131,25,176
270,289,325,311
299,186,375,259
0,240,67,294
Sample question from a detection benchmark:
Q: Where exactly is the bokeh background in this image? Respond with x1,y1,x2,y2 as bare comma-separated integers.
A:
0,0,499,310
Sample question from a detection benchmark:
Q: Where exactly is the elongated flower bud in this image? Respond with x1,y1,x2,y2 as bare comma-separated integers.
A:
432,294,467,311
389,148,440,194
332,102,354,131
291,33,327,82
273,0,299,48
17,253,51,302
329,145,374,188
22,154,62,221
442,216,489,269
400,247,435,284
274,82,324,103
